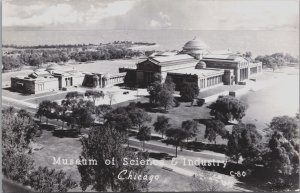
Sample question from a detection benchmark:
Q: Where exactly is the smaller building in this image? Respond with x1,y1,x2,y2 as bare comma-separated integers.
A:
11,74,59,94
10,64,85,94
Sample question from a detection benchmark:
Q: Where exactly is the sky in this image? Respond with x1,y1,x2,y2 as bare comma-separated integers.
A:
3,0,299,31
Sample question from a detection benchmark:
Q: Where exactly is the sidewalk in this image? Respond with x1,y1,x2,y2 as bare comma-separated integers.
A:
129,138,226,160
2,96,38,109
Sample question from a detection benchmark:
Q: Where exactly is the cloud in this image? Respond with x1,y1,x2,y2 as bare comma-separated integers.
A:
3,0,137,27
84,1,136,25
3,0,299,31
4,3,82,26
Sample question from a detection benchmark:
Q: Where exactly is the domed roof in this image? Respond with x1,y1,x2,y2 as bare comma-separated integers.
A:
183,37,208,50
196,61,206,69
46,63,61,71
102,73,110,79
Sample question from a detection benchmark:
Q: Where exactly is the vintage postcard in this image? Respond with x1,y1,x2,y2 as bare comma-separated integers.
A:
2,0,299,192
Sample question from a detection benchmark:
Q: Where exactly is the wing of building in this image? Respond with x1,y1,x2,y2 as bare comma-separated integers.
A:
120,37,262,91
10,63,126,94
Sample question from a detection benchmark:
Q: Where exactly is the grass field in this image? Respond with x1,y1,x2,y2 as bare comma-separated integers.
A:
31,128,196,192
72,58,141,74
148,165,194,192
140,101,229,145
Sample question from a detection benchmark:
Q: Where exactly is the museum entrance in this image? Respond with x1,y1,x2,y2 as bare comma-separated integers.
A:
143,72,154,87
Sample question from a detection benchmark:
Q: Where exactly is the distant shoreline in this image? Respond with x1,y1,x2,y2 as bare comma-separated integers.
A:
129,44,159,50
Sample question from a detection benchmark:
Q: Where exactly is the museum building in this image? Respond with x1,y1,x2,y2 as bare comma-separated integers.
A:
120,37,262,90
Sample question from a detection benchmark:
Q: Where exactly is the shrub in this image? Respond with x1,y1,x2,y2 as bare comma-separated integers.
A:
197,99,205,106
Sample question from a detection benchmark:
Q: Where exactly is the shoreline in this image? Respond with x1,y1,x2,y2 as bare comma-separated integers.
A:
129,44,159,50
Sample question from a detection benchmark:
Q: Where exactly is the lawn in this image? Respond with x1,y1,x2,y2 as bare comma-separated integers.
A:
30,127,197,192
25,92,69,104
148,165,194,192
141,101,230,145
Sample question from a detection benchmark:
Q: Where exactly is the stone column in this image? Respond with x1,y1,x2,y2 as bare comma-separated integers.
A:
235,68,240,83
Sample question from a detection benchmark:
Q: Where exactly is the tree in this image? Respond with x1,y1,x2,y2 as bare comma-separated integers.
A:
157,89,174,111
153,115,170,138
2,107,76,192
47,101,60,121
2,108,37,184
263,131,299,176
95,104,112,122
104,107,132,133
28,53,42,67
226,123,262,164
104,107,132,146
128,106,151,130
191,169,230,191
209,96,248,123
107,91,115,105
163,76,175,92
148,81,162,105
65,91,83,100
261,131,299,191
204,120,227,144
166,128,187,157
243,51,252,59
180,81,199,105
72,106,94,134
85,90,105,105
137,126,151,150
28,166,77,192
147,74,175,108
17,109,32,120
2,107,38,153
78,125,149,192
35,100,53,124
269,116,299,140
182,120,198,142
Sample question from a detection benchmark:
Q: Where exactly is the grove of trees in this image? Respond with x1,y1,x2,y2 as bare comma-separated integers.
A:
255,53,299,71
225,115,299,190
2,43,143,71
2,107,77,192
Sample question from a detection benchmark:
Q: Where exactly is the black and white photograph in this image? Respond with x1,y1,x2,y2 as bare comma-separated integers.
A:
2,0,299,192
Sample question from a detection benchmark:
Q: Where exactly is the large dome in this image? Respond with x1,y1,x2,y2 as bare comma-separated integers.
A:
183,37,208,51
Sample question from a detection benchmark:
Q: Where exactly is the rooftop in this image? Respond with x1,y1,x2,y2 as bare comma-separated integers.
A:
167,67,224,78
150,54,194,63
147,54,198,67
202,54,247,62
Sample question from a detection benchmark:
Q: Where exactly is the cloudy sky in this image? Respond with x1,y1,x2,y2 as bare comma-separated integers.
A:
3,0,299,31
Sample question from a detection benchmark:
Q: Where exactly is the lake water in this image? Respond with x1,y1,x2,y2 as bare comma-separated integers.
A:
3,29,299,57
